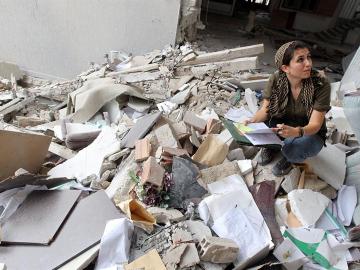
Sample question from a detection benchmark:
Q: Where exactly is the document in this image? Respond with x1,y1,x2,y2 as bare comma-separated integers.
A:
234,122,283,146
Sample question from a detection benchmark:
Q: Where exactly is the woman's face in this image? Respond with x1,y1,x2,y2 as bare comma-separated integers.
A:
282,48,312,80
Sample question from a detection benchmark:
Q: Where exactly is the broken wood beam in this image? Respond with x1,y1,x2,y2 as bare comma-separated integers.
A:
179,44,264,66
0,97,35,121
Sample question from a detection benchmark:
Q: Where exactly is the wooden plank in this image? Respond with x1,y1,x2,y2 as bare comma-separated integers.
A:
179,44,264,66
0,98,21,112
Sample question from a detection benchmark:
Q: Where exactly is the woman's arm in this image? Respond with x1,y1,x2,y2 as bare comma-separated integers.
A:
246,99,270,123
276,109,326,138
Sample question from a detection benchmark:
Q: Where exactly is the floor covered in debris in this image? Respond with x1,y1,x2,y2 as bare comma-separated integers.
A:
0,11,360,270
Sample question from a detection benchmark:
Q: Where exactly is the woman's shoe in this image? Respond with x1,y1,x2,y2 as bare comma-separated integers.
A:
272,157,292,176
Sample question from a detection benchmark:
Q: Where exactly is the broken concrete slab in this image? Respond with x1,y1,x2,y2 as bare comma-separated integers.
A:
162,244,187,270
288,189,330,227
147,207,184,225
227,148,245,161
199,161,240,188
154,123,180,148
135,138,151,162
170,156,207,208
183,111,207,133
185,220,212,242
306,144,346,190
170,87,191,105
193,134,229,166
1,190,81,245
237,159,253,175
198,236,239,264
179,243,200,268
141,156,165,188
121,112,162,148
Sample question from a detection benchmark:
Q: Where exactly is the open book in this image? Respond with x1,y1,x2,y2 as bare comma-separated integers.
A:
234,122,284,146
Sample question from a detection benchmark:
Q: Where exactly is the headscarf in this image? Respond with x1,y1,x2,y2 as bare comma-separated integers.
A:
268,41,319,119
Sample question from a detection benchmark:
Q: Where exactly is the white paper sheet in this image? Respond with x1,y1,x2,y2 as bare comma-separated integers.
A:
95,218,134,270
224,107,253,123
48,127,120,181
273,238,309,270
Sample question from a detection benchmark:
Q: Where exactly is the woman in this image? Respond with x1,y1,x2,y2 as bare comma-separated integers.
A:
246,40,331,176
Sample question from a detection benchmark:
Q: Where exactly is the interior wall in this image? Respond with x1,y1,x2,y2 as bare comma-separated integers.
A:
0,0,181,79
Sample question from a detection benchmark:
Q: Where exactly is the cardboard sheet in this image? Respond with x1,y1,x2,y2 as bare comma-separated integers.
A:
0,191,122,270
1,190,81,244
68,78,146,123
0,130,51,181
124,249,166,270
192,134,229,166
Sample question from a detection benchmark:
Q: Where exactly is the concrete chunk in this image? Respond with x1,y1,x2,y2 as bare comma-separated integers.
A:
227,148,245,161
141,157,165,188
281,167,301,193
237,160,253,175
198,236,239,264
154,123,180,148
183,111,207,133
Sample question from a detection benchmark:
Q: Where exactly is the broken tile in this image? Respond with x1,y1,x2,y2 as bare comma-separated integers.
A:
183,111,207,133
198,236,239,264
162,147,189,157
249,181,283,245
135,138,151,162
0,191,122,270
170,157,207,208
141,156,165,188
1,190,81,245
121,112,161,148
192,134,229,166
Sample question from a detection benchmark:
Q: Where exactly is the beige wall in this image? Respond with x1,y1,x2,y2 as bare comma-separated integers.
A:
0,0,180,79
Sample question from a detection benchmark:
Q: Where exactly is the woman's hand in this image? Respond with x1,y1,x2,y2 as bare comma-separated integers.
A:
272,124,299,138
243,118,254,125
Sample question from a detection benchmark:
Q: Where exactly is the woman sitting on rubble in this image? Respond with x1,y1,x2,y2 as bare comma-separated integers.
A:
246,40,331,176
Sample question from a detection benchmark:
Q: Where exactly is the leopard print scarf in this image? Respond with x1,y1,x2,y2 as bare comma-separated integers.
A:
268,41,318,119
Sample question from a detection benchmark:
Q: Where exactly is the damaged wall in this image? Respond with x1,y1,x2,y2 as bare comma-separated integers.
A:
0,0,181,79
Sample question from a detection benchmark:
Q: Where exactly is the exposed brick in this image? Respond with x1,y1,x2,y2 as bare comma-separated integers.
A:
141,156,165,188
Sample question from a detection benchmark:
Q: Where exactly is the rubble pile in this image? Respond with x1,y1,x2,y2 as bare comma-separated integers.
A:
0,43,360,270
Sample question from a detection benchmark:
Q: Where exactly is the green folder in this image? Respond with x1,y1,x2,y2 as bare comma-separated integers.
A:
220,117,282,150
